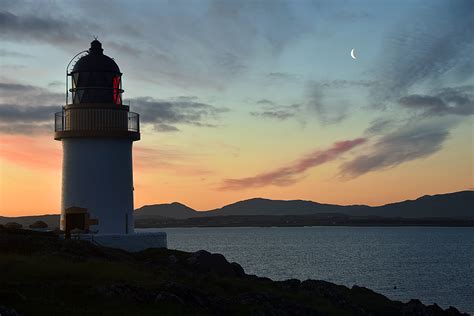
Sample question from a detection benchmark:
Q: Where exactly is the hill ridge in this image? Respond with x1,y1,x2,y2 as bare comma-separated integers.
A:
1,191,472,224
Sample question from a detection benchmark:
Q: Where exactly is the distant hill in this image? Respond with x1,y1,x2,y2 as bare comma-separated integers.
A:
135,191,473,220
135,202,199,219
371,190,474,218
205,198,368,217
207,191,474,218
2,191,472,225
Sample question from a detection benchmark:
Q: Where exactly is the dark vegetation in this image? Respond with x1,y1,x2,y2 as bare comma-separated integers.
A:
0,226,468,316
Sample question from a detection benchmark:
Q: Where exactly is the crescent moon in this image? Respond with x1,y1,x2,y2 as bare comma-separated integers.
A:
350,48,357,60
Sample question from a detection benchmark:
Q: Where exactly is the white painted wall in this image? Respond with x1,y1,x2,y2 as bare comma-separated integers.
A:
61,138,135,234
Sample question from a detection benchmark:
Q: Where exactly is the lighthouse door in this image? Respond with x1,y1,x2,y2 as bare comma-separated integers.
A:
66,213,86,231
64,206,88,238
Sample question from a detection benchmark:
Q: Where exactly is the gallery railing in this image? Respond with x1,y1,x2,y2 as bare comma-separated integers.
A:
55,109,139,133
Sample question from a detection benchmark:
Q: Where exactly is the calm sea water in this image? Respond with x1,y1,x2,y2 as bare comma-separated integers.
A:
137,226,474,314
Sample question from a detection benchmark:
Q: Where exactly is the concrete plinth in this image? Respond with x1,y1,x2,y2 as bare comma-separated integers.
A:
67,232,167,252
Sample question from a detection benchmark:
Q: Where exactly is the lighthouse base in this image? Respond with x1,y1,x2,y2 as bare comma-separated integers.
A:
67,232,167,252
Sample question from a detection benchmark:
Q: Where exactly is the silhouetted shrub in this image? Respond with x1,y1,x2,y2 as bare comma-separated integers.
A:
29,221,48,229
5,222,22,229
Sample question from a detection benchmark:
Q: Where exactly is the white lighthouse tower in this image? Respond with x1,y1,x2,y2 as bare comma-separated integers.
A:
55,40,166,249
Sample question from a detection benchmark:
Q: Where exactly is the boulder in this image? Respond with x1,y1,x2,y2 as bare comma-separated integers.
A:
154,291,185,305
29,221,48,229
187,250,244,277
95,283,155,303
445,306,465,315
163,282,210,307
235,291,318,316
402,299,429,315
0,306,19,316
237,292,272,305
5,222,22,229
278,279,301,291
168,254,178,264
230,262,246,277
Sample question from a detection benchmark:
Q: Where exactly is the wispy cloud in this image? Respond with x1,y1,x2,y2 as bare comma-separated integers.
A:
353,1,474,176
0,10,87,45
220,138,366,190
0,104,58,123
372,1,474,104
134,145,212,176
0,48,32,58
131,96,228,132
398,86,474,117
0,82,62,106
1,0,314,90
0,8,140,59
0,105,56,134
364,118,396,136
256,99,274,105
266,72,300,83
306,82,349,125
340,119,457,178
0,82,61,135
0,81,228,135
317,80,376,89
250,103,301,121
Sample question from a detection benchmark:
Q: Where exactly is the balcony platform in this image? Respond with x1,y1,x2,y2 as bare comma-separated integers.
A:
55,105,140,141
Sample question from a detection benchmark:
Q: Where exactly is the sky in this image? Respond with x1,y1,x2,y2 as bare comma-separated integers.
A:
0,0,473,216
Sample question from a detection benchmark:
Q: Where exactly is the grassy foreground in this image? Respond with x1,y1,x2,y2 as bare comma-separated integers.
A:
0,227,468,316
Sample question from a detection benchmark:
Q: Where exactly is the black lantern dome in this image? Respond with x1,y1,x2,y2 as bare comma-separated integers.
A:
70,40,123,105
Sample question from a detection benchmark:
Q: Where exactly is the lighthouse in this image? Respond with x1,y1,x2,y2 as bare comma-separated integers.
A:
55,40,166,249
55,40,142,237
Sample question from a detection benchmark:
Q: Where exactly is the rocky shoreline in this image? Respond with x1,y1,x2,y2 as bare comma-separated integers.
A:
0,226,469,316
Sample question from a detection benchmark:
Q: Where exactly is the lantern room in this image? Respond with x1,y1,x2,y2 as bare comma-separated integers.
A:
70,40,123,105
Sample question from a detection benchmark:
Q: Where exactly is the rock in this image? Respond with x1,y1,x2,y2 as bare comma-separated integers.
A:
425,303,444,315
186,255,198,265
237,292,272,305
163,282,210,307
0,306,19,316
0,290,27,302
29,221,48,229
154,291,185,305
5,222,22,229
278,279,301,291
236,292,318,316
52,227,62,234
301,280,338,296
96,283,155,303
445,306,466,315
168,254,178,264
402,299,439,316
187,250,241,277
230,262,245,277
194,249,211,257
